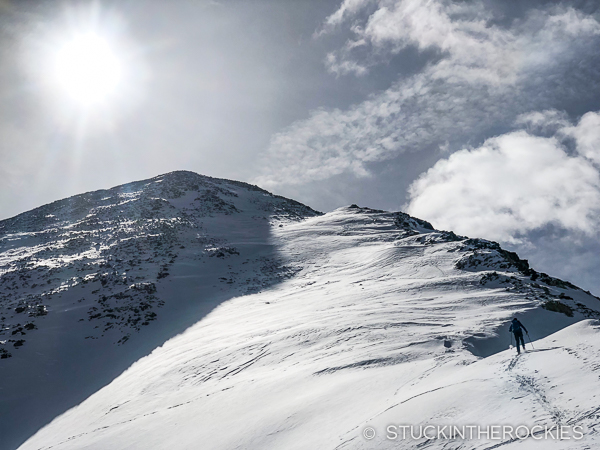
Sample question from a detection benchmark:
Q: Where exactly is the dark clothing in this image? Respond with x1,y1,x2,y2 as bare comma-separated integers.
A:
509,319,528,334
513,330,526,353
509,319,528,354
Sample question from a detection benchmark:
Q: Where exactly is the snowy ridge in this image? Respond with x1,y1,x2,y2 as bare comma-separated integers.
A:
0,170,318,347
9,201,600,449
0,171,320,449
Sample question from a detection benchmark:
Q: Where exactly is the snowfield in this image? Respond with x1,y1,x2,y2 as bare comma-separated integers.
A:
1,172,599,449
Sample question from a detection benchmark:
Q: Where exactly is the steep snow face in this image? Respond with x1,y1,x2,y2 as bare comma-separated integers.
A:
0,171,320,450
16,205,600,450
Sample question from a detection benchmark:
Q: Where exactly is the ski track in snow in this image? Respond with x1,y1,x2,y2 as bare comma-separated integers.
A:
0,172,599,450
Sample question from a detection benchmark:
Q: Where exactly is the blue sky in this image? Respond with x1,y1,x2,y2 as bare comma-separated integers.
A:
1,0,600,294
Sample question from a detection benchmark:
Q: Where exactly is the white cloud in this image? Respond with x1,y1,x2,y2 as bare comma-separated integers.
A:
406,114,600,243
322,1,600,81
515,109,571,135
321,0,373,30
325,52,368,77
256,1,600,188
564,112,600,165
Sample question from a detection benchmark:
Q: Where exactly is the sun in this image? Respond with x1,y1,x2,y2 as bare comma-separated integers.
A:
51,32,123,107
24,4,148,130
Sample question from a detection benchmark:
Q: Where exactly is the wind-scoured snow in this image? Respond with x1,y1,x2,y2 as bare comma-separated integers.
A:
0,171,319,449
7,194,599,450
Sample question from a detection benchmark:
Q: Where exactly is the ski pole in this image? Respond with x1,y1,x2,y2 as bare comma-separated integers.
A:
526,332,534,349
510,333,513,349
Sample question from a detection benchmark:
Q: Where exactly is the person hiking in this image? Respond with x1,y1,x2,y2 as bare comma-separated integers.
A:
509,317,528,354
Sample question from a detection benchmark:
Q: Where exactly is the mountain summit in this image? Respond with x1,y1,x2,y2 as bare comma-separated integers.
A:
0,171,320,449
1,171,599,450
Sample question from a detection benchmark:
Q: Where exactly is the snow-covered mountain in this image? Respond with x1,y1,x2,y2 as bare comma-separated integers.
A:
0,171,319,450
2,171,599,450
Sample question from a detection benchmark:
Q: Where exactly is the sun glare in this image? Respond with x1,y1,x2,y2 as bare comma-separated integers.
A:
24,4,147,130
52,33,122,106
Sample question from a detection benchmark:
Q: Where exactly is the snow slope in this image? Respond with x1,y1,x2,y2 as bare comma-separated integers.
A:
12,202,600,449
0,171,320,450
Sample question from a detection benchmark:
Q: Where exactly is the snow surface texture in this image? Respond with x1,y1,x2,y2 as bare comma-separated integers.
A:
2,176,597,450
0,171,320,449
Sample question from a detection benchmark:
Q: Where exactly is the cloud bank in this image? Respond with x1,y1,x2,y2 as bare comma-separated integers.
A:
406,111,600,244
